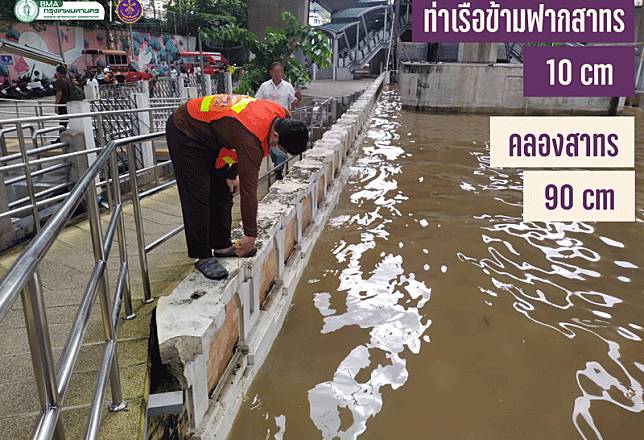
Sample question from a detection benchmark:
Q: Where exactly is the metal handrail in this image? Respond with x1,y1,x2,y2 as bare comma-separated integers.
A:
0,132,159,440
0,133,154,320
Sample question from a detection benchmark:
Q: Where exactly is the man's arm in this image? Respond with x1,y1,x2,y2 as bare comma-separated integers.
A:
212,120,263,238
287,83,299,108
53,79,62,105
236,141,262,238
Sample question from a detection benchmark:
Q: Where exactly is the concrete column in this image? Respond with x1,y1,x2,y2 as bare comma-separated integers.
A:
457,43,497,63
61,130,89,185
203,74,213,95
66,101,97,164
134,92,154,168
181,87,199,100
332,37,338,81
384,7,388,37
138,80,149,95
355,22,360,59
0,176,16,250
178,76,185,98
224,72,233,94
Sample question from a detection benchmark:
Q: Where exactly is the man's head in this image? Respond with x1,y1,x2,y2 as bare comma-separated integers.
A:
55,65,67,78
271,118,309,156
270,62,284,83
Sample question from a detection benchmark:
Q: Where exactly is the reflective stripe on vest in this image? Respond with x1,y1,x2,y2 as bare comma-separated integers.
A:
215,147,238,170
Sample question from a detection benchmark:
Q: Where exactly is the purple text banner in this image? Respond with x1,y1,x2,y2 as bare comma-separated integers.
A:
523,46,635,97
412,0,635,43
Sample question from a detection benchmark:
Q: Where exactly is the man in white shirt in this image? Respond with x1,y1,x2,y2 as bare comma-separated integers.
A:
255,62,300,179
170,66,178,95
86,72,99,95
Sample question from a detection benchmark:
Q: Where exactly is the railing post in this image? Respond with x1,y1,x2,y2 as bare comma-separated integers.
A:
126,143,153,304
331,98,338,122
181,86,198,100
16,121,41,232
21,272,66,439
225,71,233,94
333,37,339,81
138,80,149,96
134,92,154,169
85,173,127,412
61,130,90,187
203,73,213,95
0,174,15,249
110,150,135,319
67,101,97,164
177,75,185,98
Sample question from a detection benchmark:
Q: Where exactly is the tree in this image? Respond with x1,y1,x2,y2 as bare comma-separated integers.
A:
217,12,331,94
165,0,248,37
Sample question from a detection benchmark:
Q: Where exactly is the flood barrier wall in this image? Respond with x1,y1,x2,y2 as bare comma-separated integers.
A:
152,74,387,439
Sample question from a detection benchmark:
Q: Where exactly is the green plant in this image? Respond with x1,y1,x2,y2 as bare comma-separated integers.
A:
216,12,331,94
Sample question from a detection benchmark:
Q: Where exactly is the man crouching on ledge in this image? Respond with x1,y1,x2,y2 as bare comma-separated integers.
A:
166,94,309,280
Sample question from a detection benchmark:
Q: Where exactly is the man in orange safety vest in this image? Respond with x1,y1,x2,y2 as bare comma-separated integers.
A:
166,94,309,280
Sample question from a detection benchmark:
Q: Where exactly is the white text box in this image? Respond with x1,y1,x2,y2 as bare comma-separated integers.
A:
523,171,635,222
491,116,634,168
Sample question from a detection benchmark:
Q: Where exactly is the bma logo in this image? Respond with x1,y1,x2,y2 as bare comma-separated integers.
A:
14,0,39,23
116,0,143,23
39,0,63,6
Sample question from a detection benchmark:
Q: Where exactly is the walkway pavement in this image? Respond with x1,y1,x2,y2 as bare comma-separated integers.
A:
0,184,192,439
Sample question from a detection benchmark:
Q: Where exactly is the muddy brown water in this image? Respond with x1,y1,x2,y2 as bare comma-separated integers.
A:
228,89,644,440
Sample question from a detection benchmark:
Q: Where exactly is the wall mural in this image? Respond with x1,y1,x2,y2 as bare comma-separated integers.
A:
0,21,197,81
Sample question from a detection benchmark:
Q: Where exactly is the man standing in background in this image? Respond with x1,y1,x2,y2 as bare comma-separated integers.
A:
255,62,301,180
53,65,72,140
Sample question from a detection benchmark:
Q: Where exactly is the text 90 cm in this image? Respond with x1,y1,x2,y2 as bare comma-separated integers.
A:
546,58,614,87
545,184,615,211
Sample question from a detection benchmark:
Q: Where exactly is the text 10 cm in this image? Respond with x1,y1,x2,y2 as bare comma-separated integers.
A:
546,58,614,87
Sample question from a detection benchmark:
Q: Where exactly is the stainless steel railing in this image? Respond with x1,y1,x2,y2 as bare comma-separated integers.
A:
0,133,164,439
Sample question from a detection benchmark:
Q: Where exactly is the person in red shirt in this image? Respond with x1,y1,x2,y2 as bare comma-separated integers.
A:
166,94,309,280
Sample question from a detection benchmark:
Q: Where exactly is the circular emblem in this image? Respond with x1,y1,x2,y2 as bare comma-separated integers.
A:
116,0,143,23
14,0,39,23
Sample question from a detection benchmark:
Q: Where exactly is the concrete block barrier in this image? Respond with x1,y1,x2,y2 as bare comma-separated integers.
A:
155,73,386,439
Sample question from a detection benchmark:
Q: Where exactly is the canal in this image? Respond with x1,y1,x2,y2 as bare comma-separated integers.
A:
228,89,644,440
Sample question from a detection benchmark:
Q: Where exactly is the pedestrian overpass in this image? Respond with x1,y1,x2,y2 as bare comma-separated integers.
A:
316,0,411,80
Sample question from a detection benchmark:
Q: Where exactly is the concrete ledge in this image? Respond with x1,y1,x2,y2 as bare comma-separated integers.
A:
155,73,386,438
